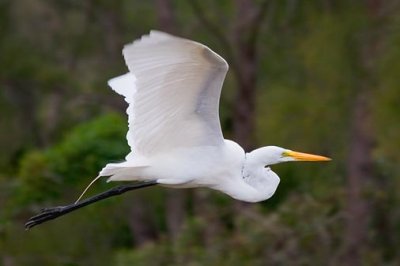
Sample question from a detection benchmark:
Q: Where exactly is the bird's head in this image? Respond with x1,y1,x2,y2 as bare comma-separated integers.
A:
248,146,331,166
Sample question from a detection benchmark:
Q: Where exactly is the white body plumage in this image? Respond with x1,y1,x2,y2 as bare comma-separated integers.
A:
93,31,330,203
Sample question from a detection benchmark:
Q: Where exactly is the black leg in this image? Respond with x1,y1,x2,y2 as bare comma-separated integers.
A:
25,181,158,230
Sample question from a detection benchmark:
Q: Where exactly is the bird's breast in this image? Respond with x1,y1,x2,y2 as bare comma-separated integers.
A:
144,140,245,188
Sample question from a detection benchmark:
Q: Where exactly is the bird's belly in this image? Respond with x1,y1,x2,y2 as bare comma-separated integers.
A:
141,143,244,188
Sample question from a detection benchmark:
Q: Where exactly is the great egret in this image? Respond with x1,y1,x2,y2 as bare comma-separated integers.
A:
25,31,330,229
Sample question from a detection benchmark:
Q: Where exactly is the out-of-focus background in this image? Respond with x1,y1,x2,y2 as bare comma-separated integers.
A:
1,0,399,265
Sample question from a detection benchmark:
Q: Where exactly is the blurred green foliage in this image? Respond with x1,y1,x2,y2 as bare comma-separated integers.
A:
0,0,399,265
16,113,129,204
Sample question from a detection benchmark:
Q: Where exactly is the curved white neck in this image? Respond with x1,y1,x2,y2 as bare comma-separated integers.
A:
218,151,281,203
243,151,280,199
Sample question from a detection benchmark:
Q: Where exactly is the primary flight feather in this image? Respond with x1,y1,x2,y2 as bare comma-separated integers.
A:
25,31,330,229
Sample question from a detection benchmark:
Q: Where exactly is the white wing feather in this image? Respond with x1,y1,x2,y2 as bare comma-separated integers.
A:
114,30,228,157
108,73,137,158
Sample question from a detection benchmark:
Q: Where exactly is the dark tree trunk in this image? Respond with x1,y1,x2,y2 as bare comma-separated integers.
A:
165,189,186,239
343,0,382,264
156,0,176,34
232,0,258,151
4,82,42,147
128,195,158,246
102,8,121,61
344,92,374,264
193,189,222,248
41,90,63,145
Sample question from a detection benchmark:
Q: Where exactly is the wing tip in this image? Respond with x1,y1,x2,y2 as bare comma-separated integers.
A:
123,30,176,51
107,73,136,99
201,46,229,70
122,30,228,78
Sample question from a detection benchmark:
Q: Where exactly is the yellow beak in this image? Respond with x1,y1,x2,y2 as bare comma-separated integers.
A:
285,151,331,161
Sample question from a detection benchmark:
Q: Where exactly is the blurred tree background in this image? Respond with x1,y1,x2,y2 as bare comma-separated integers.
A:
1,0,399,265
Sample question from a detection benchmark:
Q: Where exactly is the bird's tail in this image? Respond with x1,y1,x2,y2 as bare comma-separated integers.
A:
75,161,150,203
101,159,150,182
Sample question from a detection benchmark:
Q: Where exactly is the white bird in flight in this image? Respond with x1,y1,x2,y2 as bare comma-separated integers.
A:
25,31,330,229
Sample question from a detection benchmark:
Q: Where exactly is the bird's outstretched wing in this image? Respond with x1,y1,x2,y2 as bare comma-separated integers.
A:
109,30,229,158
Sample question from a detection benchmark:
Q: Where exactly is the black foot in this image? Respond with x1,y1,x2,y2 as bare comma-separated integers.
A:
25,206,68,230
24,181,158,230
